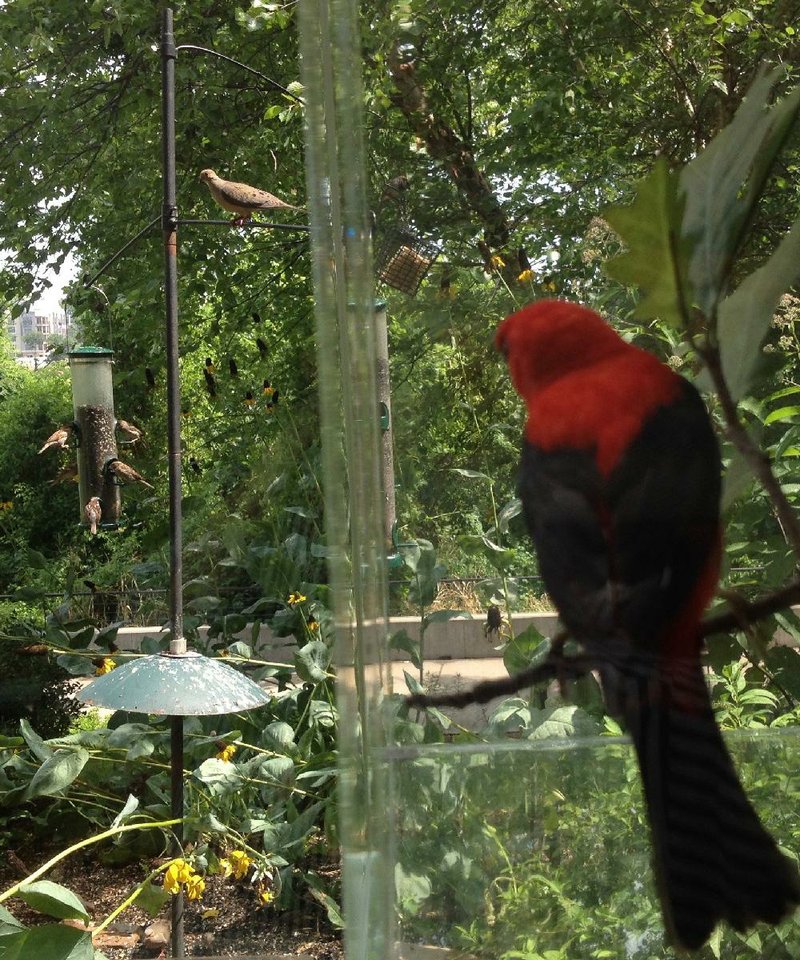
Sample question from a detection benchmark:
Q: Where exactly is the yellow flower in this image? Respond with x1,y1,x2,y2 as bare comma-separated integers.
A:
229,850,253,880
307,620,319,634
489,254,505,270
95,658,116,676
258,884,275,905
217,857,232,878
0,501,12,511
185,874,206,901
287,592,306,606
517,268,534,283
164,858,196,894
216,744,237,763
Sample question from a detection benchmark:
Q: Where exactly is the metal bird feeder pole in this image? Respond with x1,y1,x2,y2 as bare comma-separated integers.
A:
161,10,188,956
77,14,295,956
68,347,121,528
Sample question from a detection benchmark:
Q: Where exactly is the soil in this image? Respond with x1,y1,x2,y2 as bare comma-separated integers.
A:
0,840,344,959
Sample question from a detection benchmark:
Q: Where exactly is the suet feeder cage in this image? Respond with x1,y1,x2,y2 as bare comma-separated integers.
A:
68,347,121,527
375,226,439,296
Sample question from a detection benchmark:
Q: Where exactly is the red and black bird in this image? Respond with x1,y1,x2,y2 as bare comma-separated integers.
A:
496,300,800,949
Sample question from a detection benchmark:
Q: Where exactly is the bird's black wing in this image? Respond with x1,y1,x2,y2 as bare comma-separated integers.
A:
519,379,720,649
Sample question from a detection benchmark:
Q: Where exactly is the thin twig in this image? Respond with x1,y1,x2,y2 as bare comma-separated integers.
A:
701,577,800,637
700,341,800,559
407,580,800,710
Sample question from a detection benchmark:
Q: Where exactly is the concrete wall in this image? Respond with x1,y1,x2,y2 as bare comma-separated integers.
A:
113,612,561,661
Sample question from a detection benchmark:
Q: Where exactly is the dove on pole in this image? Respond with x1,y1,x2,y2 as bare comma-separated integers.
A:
199,169,301,225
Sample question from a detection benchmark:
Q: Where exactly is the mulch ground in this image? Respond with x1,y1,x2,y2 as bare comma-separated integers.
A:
0,841,344,959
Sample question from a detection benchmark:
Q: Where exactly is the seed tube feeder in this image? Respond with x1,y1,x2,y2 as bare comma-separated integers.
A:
68,346,121,528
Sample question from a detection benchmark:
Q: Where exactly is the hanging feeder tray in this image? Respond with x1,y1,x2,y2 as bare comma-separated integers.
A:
375,226,439,296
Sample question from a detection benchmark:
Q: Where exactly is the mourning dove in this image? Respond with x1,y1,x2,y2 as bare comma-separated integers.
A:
106,458,154,489
84,497,102,535
38,425,72,454
199,169,301,225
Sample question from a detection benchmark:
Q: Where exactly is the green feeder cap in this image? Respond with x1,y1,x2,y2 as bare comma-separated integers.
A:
68,346,115,358
77,651,270,716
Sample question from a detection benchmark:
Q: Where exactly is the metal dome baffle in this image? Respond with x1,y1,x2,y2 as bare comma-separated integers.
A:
78,648,270,958
68,346,121,529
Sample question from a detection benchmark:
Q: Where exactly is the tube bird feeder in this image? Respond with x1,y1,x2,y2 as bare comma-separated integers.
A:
68,346,121,528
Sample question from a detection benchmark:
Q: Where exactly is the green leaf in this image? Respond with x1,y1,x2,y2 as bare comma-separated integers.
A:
722,446,754,511
681,69,800,318
394,863,431,915
763,404,800,426
717,217,800,402
496,497,522,533
24,748,89,801
0,904,25,933
18,880,90,921
19,719,53,763
388,629,421,668
305,872,343,928
226,640,252,659
527,705,600,739
604,157,690,328
403,670,424,695
451,468,491,480
422,609,471,627
295,641,331,683
110,794,139,829
135,878,171,919
764,643,800,700
503,625,550,677
262,721,296,751
0,925,93,960
55,654,93,677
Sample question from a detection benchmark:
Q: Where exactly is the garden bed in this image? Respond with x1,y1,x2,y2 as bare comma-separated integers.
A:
0,841,343,959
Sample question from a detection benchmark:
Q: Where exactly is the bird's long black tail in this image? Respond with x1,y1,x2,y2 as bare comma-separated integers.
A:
604,656,800,950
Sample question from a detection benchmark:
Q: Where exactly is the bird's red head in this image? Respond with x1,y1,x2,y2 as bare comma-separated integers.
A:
496,299,625,400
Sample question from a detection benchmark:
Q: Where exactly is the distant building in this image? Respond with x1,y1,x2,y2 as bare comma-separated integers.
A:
6,310,72,368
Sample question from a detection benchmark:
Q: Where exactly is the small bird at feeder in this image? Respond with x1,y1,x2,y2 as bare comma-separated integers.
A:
262,379,274,398
48,463,79,485
204,357,216,375
203,368,217,398
380,174,410,205
38,425,72,454
256,337,268,360
267,387,280,410
229,358,239,378
84,497,102,535
107,458,154,489
244,390,256,408
116,419,144,445
188,456,202,475
199,169,301,226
